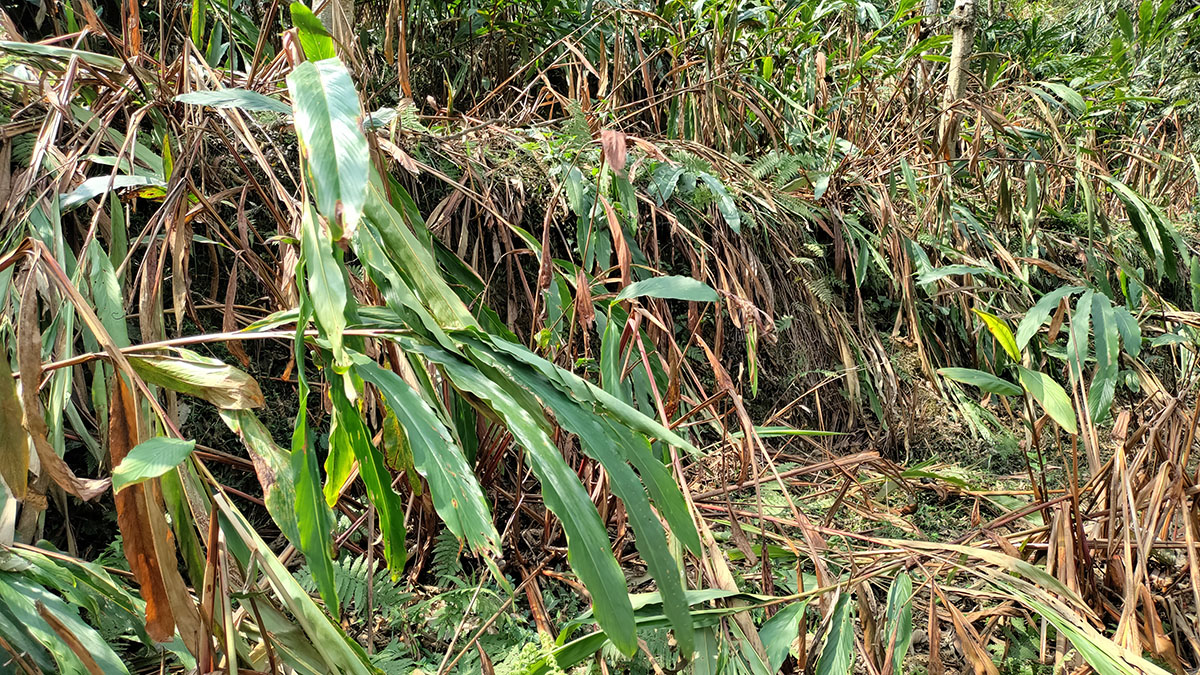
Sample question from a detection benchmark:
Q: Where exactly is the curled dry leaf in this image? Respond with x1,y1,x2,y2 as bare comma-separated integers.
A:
0,341,30,500
576,268,595,329
600,196,631,287
16,271,109,501
600,129,627,175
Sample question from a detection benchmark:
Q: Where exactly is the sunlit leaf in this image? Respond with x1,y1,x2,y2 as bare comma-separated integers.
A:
1017,366,1078,434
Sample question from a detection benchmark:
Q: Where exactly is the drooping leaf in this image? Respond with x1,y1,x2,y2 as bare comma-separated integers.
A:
61,175,164,212
1017,366,1078,434
1034,81,1086,116
112,437,196,492
352,355,499,555
220,410,300,546
287,58,368,231
461,340,695,654
400,339,637,655
127,349,264,409
614,276,719,303
291,301,340,617
211,494,376,674
0,40,124,70
938,368,1022,397
175,89,292,114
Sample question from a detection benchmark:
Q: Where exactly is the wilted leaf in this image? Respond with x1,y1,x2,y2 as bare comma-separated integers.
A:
600,129,627,175
0,346,30,499
128,349,264,409
109,376,174,642
17,281,109,501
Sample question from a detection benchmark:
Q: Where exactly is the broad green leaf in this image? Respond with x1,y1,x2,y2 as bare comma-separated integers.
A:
352,355,499,555
84,239,129,348
884,573,914,675
299,205,351,370
916,264,996,285
1113,306,1142,358
175,89,292,114
1150,332,1188,347
648,164,686,204
938,367,1022,396
698,172,741,233
128,349,264,409
1066,291,1094,383
1017,366,1078,434
973,309,1021,361
815,593,856,675
289,2,335,61
614,275,718,303
1088,294,1119,423
112,438,196,492
287,58,368,231
761,600,809,672
1015,287,1083,351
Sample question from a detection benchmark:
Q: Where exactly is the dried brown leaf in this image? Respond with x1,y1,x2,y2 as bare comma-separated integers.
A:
0,339,29,500
600,129,627,175
17,271,108,501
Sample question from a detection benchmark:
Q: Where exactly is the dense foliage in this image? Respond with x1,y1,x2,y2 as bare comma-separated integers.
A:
1,0,1199,673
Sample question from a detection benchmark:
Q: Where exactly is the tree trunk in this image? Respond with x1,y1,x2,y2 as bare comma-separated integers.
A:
939,0,976,157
